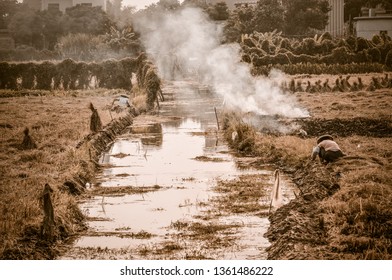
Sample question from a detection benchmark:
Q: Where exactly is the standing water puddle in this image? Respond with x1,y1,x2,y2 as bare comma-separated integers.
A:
61,81,297,259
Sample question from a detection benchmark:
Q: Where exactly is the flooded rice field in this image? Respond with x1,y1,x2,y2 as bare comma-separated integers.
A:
60,81,297,260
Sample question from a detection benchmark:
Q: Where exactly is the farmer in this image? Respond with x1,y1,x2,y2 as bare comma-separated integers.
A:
311,135,345,163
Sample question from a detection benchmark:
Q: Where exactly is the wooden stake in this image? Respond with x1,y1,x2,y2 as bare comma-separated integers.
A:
41,184,55,240
269,169,281,215
214,107,220,130
158,88,164,101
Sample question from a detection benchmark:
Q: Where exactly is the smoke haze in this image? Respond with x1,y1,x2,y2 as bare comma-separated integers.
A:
134,7,309,119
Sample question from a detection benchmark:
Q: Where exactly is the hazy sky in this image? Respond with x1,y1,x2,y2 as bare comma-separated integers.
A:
122,0,160,10
18,0,179,12
17,0,162,11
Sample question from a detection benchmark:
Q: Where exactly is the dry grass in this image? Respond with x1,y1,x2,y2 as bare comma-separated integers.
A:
254,135,314,167
131,93,148,113
214,174,271,215
222,75,392,259
169,220,239,250
0,89,132,259
295,88,392,119
320,136,392,259
321,167,392,258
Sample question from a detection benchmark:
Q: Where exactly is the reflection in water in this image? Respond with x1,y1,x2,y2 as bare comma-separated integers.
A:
98,118,240,188
131,123,163,134
66,81,296,260
131,123,163,147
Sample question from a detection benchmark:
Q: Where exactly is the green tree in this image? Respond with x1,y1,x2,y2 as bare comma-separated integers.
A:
107,0,136,29
282,0,330,36
8,8,43,48
155,0,181,11
62,5,112,35
207,2,230,21
181,0,208,9
134,0,181,25
224,6,255,43
116,6,136,28
104,26,142,54
0,0,19,28
252,0,284,33
38,9,63,50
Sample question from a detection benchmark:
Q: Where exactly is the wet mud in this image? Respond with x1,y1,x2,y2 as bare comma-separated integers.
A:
297,117,392,138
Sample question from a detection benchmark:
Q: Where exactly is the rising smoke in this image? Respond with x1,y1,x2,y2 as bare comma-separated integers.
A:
133,7,309,119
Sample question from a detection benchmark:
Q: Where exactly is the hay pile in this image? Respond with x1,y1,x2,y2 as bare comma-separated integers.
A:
89,103,102,133
20,128,37,150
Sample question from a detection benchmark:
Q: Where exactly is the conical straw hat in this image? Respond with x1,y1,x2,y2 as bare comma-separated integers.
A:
317,134,333,144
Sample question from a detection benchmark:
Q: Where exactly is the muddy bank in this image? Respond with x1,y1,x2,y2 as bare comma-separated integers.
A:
265,162,340,259
264,121,392,258
244,115,392,138
65,114,135,195
265,155,392,259
297,117,392,138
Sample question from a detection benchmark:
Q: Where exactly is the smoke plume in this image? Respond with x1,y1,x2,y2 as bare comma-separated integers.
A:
133,7,308,119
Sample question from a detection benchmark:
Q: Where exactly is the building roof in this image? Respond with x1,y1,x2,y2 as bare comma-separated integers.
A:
354,15,392,20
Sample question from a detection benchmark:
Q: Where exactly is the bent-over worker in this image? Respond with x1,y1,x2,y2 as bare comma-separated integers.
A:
311,135,345,163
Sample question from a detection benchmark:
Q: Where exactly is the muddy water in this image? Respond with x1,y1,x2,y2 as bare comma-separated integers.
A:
61,81,296,260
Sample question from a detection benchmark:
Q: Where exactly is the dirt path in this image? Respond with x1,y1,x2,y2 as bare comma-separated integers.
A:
58,80,297,260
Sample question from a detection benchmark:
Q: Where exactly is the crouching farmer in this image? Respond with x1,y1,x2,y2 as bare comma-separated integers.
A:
311,135,345,163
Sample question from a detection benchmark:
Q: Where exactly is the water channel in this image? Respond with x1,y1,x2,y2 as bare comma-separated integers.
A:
60,80,296,260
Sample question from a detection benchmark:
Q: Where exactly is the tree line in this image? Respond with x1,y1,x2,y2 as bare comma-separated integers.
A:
1,0,391,58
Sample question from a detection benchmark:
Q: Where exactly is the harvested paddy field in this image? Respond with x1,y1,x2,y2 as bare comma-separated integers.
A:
1,72,391,260
0,89,132,259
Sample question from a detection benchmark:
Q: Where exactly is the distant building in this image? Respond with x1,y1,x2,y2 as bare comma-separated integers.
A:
354,7,392,39
24,0,107,12
325,0,344,37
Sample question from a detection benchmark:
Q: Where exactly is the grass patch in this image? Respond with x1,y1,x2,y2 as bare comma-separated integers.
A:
321,167,392,258
111,153,129,158
214,175,271,215
193,156,227,162
87,185,162,197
